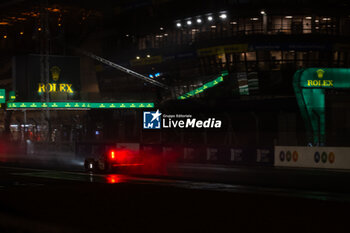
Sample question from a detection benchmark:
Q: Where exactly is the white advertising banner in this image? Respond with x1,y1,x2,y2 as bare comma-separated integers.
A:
275,146,350,169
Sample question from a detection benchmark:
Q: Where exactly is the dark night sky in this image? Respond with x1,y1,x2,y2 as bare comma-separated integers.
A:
0,0,348,52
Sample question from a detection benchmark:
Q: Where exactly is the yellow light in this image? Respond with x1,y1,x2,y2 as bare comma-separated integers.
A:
58,23,61,27
0,22,9,25
20,32,24,35
147,54,150,58
38,27,42,31
136,56,140,60
3,35,7,39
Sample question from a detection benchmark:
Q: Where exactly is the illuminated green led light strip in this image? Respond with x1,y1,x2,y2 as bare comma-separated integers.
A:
0,89,5,103
7,102,154,109
178,71,228,100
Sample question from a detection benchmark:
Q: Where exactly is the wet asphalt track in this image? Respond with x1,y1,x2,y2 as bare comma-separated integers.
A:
0,160,350,232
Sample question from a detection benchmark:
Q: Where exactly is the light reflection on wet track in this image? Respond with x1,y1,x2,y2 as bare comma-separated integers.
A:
0,165,348,233
5,166,350,203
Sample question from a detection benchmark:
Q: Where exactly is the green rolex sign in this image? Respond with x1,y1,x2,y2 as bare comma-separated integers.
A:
294,68,350,145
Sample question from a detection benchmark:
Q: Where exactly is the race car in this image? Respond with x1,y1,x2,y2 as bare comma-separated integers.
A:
84,148,143,172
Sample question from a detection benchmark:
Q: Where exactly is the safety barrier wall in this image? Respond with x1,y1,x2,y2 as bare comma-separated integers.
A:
275,146,350,169
14,142,350,170
75,142,274,166
182,146,274,165
0,141,26,155
27,142,75,157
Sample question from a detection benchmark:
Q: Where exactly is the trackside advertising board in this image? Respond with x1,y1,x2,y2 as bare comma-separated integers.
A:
275,146,350,169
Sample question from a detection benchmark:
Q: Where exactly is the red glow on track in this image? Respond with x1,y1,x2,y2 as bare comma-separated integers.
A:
106,174,121,184
112,163,144,167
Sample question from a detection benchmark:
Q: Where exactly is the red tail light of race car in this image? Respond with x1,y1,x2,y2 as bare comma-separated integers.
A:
109,150,116,160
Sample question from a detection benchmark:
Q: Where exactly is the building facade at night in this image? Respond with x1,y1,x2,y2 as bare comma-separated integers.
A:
105,3,350,97
94,0,350,146
0,0,349,147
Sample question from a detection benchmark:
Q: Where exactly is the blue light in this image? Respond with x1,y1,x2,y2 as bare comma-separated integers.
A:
95,131,100,135
149,74,154,78
155,73,160,77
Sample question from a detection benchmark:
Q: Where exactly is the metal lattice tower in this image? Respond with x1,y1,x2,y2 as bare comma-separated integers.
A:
75,48,169,90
